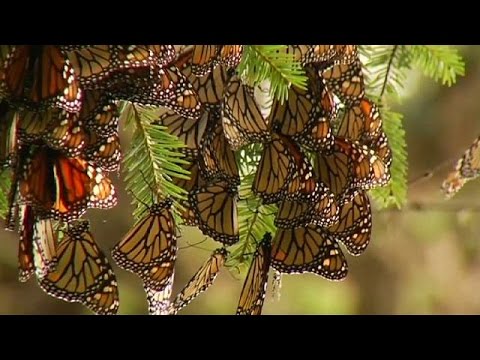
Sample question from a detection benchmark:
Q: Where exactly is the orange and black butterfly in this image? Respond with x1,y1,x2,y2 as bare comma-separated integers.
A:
190,45,243,76
112,197,177,291
442,135,480,198
237,233,272,315
79,89,119,138
252,133,296,204
321,58,365,107
315,136,390,197
270,65,335,151
17,205,59,282
169,248,228,315
338,97,383,142
155,108,209,152
38,220,119,315
0,101,18,168
1,45,82,112
17,145,117,221
85,132,122,172
199,107,240,187
271,224,348,280
175,49,229,108
17,108,87,157
327,191,372,256
223,73,270,150
285,45,357,66
186,180,239,246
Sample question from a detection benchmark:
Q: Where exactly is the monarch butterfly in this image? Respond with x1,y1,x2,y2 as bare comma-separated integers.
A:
146,272,175,315
276,132,320,202
110,64,202,120
223,73,270,150
60,45,115,87
442,135,480,198
18,145,117,221
18,204,35,282
79,89,119,138
252,133,295,204
321,58,365,107
32,217,58,279
236,233,272,315
315,137,390,197
112,197,177,291
38,220,120,315
172,151,205,193
269,66,335,151
187,180,239,246
191,45,243,76
17,108,87,157
275,190,338,229
327,191,371,256
271,224,348,280
113,45,176,69
199,108,240,187
1,45,82,113
85,132,122,172
174,49,229,107
338,98,383,141
155,108,209,151
169,248,228,315
0,101,18,168
283,45,357,66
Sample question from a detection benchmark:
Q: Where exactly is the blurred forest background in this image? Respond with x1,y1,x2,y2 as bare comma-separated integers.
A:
1,45,480,315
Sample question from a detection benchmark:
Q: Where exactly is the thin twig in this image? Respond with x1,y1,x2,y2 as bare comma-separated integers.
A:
380,45,399,98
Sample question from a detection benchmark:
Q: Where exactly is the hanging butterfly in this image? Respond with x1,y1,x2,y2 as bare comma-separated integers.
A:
199,107,240,187
17,145,117,221
186,180,239,246
112,197,177,291
84,132,122,172
271,224,348,280
223,73,270,150
37,220,119,315
79,89,119,138
17,108,87,157
32,217,58,279
236,232,272,315
442,135,480,198
169,248,228,315
190,45,243,76
1,45,82,113
337,97,383,142
327,190,372,256
269,65,336,152
0,101,18,168
321,58,365,107
174,49,229,108
17,204,35,282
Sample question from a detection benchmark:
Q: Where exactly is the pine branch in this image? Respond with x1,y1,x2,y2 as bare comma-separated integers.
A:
226,149,277,273
408,45,465,86
237,45,307,104
370,109,408,208
121,104,191,221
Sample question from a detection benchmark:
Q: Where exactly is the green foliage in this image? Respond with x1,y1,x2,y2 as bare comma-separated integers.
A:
370,109,408,208
360,45,465,208
408,45,465,86
0,169,11,219
237,45,307,104
121,104,191,221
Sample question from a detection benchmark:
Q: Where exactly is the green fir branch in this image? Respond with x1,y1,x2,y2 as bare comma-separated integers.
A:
370,109,408,208
237,45,308,104
408,45,465,86
121,104,191,221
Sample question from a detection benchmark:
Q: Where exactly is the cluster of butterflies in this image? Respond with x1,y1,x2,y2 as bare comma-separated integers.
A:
0,45,392,315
